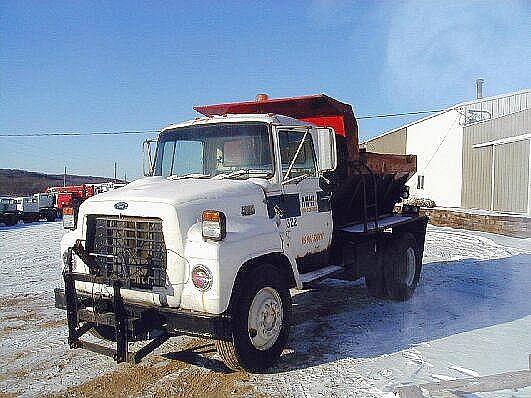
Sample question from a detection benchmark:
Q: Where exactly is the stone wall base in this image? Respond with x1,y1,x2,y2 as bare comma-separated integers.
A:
418,207,530,238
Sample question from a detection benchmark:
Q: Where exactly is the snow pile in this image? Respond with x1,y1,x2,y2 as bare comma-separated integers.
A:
423,225,523,262
0,222,529,397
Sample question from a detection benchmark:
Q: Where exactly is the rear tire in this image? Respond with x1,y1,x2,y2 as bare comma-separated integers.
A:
365,273,387,299
383,232,422,301
216,263,291,372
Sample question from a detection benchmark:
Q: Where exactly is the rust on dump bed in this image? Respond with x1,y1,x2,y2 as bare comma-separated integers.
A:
360,150,417,180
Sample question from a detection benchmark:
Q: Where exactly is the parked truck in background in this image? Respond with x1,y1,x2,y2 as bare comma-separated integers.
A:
47,185,95,228
0,197,19,226
15,196,40,223
48,183,125,229
54,94,427,371
34,193,57,222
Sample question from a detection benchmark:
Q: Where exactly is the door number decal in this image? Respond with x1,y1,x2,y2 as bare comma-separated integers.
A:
286,217,298,228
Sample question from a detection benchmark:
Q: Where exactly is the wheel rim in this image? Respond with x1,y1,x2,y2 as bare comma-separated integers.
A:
403,247,416,287
248,287,283,351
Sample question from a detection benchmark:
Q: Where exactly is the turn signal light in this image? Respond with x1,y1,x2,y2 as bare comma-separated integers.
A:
202,210,226,241
63,207,74,215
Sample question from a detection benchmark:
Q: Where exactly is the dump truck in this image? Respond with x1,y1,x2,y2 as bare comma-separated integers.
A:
54,94,427,372
47,185,96,228
0,197,19,226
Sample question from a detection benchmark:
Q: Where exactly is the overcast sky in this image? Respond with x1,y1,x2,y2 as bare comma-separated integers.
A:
1,0,529,179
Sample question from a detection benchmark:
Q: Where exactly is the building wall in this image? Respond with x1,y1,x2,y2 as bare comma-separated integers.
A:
364,128,407,154
492,140,529,213
462,108,530,214
405,110,463,207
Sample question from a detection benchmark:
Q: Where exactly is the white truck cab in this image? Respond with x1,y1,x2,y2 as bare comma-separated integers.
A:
0,197,19,226
55,95,427,371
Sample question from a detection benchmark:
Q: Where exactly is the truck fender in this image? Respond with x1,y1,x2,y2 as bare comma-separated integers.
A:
234,249,301,289
227,251,301,313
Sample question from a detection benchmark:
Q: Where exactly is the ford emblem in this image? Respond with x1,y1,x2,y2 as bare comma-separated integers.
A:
114,202,128,210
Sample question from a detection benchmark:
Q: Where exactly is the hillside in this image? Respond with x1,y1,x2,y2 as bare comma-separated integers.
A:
0,169,122,196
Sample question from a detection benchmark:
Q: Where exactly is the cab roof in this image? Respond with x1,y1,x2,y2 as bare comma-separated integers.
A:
162,113,312,132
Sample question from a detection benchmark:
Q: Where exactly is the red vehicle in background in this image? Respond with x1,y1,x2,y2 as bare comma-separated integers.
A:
46,185,96,228
47,183,125,228
47,185,95,215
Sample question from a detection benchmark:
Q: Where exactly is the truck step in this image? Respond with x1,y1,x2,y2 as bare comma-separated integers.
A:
299,265,343,285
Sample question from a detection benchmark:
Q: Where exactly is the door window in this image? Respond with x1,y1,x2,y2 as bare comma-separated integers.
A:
278,130,317,181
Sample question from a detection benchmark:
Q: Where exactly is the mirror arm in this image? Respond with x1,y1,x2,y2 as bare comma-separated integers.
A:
143,138,157,177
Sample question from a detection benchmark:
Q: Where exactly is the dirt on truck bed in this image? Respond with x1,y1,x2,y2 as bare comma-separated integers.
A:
0,221,530,397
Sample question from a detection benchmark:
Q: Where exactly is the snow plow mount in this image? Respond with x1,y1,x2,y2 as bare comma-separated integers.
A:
60,270,169,363
56,251,232,363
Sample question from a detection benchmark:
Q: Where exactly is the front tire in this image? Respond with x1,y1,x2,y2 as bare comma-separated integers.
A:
383,232,422,301
216,263,292,372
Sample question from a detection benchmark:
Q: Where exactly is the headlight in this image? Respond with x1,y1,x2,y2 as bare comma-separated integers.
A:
202,210,226,241
191,265,213,291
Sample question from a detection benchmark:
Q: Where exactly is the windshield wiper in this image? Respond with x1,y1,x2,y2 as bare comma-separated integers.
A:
213,169,270,180
167,173,210,180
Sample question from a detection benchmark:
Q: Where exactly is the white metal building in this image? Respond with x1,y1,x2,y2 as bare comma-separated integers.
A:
363,89,531,215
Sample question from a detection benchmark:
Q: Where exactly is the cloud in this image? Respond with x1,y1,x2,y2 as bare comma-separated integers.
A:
384,0,531,107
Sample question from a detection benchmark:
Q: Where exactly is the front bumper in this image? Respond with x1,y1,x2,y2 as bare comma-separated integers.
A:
55,270,232,363
55,288,231,340
54,287,231,340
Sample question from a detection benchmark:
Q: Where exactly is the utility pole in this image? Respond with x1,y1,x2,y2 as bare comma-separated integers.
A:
124,171,127,183
63,166,67,187
114,161,117,182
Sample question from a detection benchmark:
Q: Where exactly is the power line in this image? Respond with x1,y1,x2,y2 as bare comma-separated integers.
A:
0,109,447,137
357,109,444,120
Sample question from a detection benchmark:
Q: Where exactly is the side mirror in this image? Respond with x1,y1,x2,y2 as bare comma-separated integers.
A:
313,127,337,172
142,138,157,177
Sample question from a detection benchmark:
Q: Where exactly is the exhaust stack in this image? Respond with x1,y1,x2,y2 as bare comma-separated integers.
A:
476,79,484,99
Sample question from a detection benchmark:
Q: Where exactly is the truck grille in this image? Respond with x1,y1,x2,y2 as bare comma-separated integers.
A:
86,216,167,289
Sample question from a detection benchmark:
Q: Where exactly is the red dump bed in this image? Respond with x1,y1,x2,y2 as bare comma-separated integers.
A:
195,94,360,162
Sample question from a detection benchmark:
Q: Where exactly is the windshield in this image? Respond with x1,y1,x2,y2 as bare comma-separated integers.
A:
154,122,274,179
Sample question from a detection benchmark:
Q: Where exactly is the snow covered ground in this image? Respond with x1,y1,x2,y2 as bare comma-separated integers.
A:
0,221,529,397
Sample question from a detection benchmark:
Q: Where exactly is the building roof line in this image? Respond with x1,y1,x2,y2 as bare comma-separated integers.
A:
362,108,454,144
362,88,530,144
453,88,530,108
